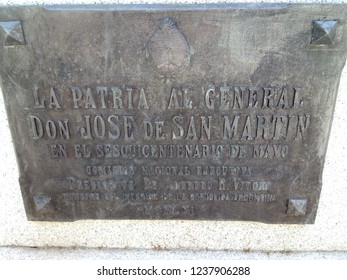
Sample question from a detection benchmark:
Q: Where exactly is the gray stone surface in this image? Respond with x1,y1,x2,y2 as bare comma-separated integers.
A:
0,1,346,254
0,0,347,5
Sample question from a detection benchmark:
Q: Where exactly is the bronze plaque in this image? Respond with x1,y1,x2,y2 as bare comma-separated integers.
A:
0,4,346,223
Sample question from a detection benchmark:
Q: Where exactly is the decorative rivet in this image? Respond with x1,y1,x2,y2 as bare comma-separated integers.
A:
287,198,307,216
0,20,26,46
310,20,337,46
33,195,53,212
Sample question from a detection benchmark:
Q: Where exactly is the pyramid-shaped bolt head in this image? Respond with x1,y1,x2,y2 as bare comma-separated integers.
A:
287,198,308,216
33,195,53,212
0,20,26,46
310,20,337,46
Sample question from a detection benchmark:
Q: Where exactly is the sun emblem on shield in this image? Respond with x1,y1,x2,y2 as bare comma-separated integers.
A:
146,17,191,77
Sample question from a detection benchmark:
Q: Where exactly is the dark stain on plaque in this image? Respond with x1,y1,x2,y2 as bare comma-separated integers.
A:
146,17,191,77
0,4,346,224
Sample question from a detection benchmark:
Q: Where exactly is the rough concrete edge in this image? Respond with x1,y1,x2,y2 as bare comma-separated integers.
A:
1,246,347,260
0,0,346,7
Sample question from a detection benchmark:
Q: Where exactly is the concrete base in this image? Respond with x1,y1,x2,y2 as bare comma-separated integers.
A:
1,247,347,260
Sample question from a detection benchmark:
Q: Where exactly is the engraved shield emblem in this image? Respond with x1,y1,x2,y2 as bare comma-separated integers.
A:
147,17,191,76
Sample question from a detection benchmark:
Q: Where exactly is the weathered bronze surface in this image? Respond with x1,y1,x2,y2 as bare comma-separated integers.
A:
0,4,346,223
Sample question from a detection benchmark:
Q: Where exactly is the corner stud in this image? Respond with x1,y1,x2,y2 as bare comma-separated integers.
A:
33,195,53,212
0,20,26,46
310,20,337,46
287,198,307,216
